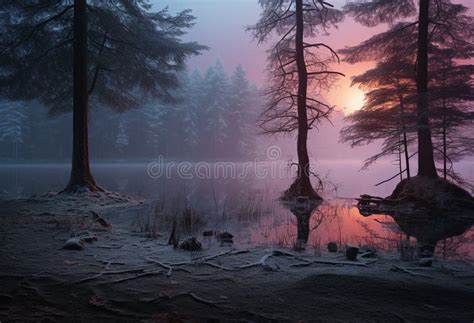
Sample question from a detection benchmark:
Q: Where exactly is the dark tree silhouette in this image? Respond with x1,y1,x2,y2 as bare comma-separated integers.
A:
415,0,436,178
342,51,473,187
348,0,474,258
0,1,205,193
71,0,95,192
341,57,417,181
249,0,343,200
429,55,474,186
342,0,473,180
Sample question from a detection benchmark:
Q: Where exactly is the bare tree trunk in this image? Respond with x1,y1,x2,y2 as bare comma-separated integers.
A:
415,0,437,178
399,94,411,179
286,0,321,200
62,0,101,193
398,138,403,181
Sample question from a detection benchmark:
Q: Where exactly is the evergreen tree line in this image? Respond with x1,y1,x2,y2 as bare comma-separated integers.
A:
0,61,260,161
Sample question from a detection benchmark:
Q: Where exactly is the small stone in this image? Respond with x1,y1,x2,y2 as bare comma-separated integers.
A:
218,232,233,240
220,238,234,244
203,230,214,237
62,237,84,250
179,237,202,251
345,245,359,261
327,242,338,253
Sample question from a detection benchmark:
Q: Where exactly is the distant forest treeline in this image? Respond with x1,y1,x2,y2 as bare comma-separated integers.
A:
0,61,261,161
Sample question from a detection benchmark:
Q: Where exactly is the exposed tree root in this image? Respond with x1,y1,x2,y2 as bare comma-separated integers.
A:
239,253,274,269
272,250,312,262
271,249,369,267
289,260,369,267
77,259,152,283
77,268,147,284
97,270,163,285
146,258,173,276
150,249,373,273
146,250,250,275
60,175,105,194
78,247,375,288
200,249,250,262
391,265,431,278
145,257,192,276
204,262,235,271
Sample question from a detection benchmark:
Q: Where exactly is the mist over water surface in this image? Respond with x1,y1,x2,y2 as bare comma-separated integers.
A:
1,160,472,258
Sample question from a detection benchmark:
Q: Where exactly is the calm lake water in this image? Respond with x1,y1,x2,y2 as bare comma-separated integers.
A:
1,160,473,258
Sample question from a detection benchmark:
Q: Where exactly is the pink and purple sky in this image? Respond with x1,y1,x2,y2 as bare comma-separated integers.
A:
156,0,473,114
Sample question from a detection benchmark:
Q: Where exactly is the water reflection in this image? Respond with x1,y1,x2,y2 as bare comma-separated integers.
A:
1,163,473,259
357,178,474,259
281,197,323,250
392,209,474,258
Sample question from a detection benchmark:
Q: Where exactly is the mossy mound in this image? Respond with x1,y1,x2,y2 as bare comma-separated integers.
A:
280,178,323,202
388,176,474,244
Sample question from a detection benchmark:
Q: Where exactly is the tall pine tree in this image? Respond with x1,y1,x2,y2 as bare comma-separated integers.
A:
202,60,230,157
0,1,205,192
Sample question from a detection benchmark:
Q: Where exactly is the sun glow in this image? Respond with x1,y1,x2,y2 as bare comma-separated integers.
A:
329,87,366,115
350,91,366,112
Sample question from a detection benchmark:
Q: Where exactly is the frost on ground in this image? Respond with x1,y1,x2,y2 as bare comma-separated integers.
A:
0,197,473,322
2,189,143,217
